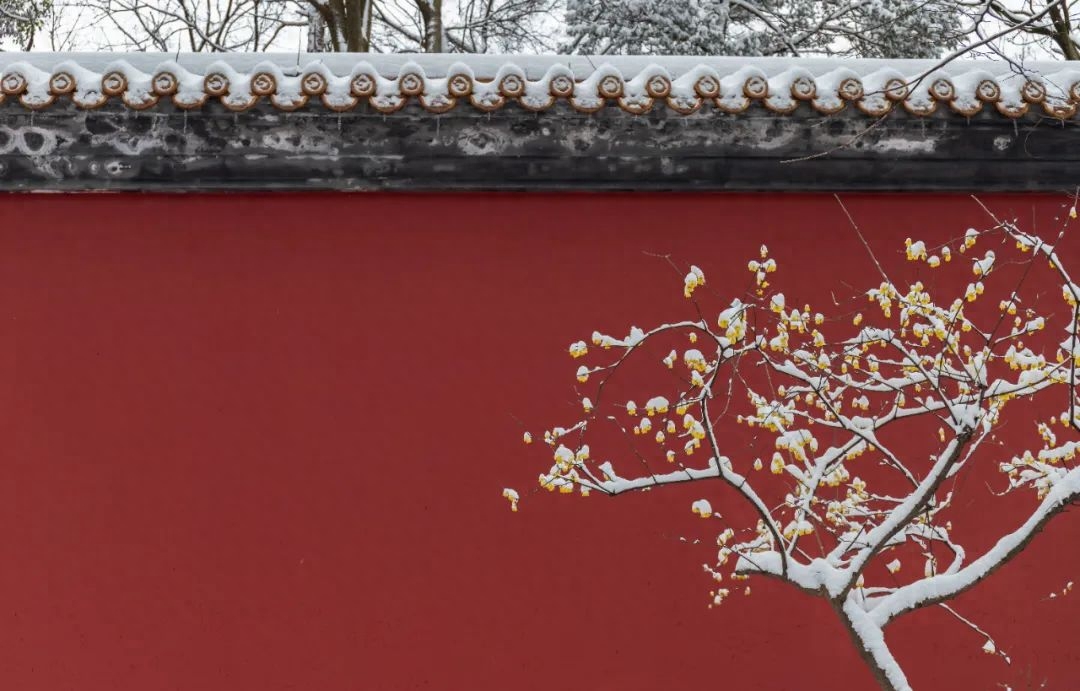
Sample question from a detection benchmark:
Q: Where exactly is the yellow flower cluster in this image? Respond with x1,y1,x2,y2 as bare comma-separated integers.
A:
905,236,959,268
770,452,785,475
867,281,900,318
821,464,850,487
747,254,777,292
904,238,927,261
591,331,618,349
679,414,707,445
782,519,813,539
683,349,708,372
1003,344,1045,371
769,293,786,314
972,250,995,277
717,300,748,342
645,396,670,416
683,265,705,298
825,500,848,526
999,441,1071,499
775,429,818,463
768,323,790,352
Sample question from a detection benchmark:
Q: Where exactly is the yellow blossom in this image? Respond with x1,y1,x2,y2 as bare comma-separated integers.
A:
683,265,705,299
770,452,785,474
691,499,713,518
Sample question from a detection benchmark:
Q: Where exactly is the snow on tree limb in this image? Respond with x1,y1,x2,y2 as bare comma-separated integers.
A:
867,455,1080,628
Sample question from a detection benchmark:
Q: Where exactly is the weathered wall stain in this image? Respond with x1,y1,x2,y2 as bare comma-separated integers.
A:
0,125,59,156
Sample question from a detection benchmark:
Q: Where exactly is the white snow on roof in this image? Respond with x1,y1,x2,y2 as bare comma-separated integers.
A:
0,52,1077,118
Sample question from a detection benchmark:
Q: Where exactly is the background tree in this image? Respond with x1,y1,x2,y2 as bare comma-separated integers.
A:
958,0,1080,61
0,0,50,49
17,0,1080,59
369,0,557,53
562,0,967,58
57,0,306,51
302,0,374,51
563,0,1080,61
46,0,556,52
285,0,559,52
513,198,1080,690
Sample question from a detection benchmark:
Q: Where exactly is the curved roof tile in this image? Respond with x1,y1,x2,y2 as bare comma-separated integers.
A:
0,54,1078,119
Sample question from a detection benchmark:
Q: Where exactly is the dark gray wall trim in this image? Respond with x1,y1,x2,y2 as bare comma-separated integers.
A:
1,101,1077,192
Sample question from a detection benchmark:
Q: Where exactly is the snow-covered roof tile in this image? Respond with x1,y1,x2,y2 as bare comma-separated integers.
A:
1,53,1078,119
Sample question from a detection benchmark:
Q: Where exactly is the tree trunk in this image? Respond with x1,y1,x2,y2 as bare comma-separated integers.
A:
834,597,911,691
417,0,443,52
306,3,328,51
1049,0,1080,60
308,0,370,52
342,0,369,51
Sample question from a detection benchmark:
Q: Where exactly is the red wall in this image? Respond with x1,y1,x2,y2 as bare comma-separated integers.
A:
0,193,1076,690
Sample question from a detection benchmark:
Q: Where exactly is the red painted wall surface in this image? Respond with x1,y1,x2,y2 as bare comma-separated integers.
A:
0,193,1076,691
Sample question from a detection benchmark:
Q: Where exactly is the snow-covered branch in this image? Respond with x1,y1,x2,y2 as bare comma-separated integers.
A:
867,465,1080,627
514,197,1080,690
